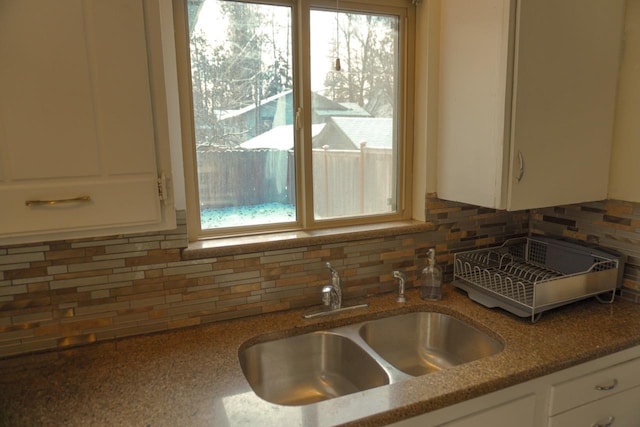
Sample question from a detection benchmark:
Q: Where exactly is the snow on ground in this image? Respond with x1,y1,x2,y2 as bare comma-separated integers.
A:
200,203,296,228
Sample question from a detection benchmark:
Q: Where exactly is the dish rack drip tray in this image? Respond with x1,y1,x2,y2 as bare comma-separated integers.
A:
453,237,622,322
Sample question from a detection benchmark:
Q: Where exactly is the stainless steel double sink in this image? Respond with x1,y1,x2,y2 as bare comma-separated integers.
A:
239,311,504,406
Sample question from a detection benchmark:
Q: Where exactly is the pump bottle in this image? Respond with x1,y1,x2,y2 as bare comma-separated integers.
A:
420,248,442,300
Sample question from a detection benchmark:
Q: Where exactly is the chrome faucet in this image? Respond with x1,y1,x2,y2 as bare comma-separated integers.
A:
393,270,407,303
322,262,342,310
303,262,367,318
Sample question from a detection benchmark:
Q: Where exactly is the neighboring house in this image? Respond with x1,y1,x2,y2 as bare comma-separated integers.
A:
239,123,325,150
312,116,393,150
215,90,296,143
239,116,392,152
310,98,372,123
216,90,374,146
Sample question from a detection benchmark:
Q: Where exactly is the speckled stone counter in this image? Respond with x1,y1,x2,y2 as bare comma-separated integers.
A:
1,285,640,427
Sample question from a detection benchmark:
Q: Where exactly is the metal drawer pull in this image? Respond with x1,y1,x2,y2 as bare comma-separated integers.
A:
595,379,618,391
25,196,91,207
592,416,615,427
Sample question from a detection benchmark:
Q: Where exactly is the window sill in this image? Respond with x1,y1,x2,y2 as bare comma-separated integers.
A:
182,220,435,260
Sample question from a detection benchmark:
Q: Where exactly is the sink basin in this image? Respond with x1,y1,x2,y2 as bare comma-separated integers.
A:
239,331,390,406
359,312,503,376
240,310,504,406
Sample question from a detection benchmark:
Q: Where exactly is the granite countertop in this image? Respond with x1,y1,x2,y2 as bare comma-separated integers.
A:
1,285,640,426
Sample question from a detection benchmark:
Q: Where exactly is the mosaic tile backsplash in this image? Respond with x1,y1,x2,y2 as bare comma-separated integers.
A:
531,200,640,300
2,196,639,357
0,195,529,357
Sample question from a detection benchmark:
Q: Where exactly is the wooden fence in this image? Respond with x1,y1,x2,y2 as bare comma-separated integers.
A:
196,147,394,217
312,147,395,218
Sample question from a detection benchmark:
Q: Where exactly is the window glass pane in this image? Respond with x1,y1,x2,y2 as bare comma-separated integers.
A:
188,0,295,229
310,9,399,220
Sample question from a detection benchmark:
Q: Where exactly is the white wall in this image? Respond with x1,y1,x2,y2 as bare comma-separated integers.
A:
412,0,440,220
609,0,640,202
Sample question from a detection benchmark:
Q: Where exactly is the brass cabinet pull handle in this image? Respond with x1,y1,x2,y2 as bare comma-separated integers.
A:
592,416,615,427
25,196,91,207
595,378,618,391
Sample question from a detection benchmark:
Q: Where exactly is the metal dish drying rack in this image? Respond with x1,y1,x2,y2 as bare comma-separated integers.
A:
453,237,621,322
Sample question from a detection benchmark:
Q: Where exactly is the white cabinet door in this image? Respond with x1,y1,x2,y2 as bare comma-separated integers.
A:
607,0,640,203
439,394,536,427
437,0,513,209
0,0,174,243
437,0,625,211
389,393,537,427
506,0,624,211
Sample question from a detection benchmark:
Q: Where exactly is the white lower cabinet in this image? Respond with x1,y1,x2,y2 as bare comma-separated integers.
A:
389,387,542,427
548,385,640,427
438,394,536,427
548,354,640,427
388,345,640,427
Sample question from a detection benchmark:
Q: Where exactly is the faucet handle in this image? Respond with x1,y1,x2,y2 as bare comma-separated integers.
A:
393,270,407,303
326,262,341,284
393,270,406,281
326,262,337,275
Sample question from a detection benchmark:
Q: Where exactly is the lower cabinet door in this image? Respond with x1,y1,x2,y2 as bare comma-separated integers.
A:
439,394,536,427
548,385,640,427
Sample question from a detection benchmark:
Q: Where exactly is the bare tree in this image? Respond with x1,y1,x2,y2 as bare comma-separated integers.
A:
190,0,293,147
322,12,397,117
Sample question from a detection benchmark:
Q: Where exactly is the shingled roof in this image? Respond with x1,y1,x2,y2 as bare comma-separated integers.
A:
312,117,393,150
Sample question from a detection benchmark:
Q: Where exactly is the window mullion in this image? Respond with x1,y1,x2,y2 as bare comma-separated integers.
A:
296,0,316,228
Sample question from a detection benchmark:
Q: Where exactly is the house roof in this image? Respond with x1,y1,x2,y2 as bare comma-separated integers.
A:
216,91,372,122
330,117,393,149
240,124,325,150
216,90,294,121
313,104,371,118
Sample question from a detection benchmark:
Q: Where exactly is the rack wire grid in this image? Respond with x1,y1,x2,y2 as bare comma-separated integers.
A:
453,238,618,316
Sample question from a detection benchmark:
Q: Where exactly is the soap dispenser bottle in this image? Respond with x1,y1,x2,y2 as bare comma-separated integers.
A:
420,248,442,301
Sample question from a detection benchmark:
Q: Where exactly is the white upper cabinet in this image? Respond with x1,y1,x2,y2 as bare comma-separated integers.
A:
609,0,640,203
0,0,176,244
437,0,625,211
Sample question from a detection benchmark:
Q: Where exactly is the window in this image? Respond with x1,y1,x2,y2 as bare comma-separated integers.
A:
178,0,415,240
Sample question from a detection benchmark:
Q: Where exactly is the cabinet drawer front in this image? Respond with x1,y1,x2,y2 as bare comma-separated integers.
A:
0,178,161,237
549,385,640,427
550,357,640,415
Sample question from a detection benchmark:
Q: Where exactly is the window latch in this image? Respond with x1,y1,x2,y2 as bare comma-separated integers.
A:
295,107,303,131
